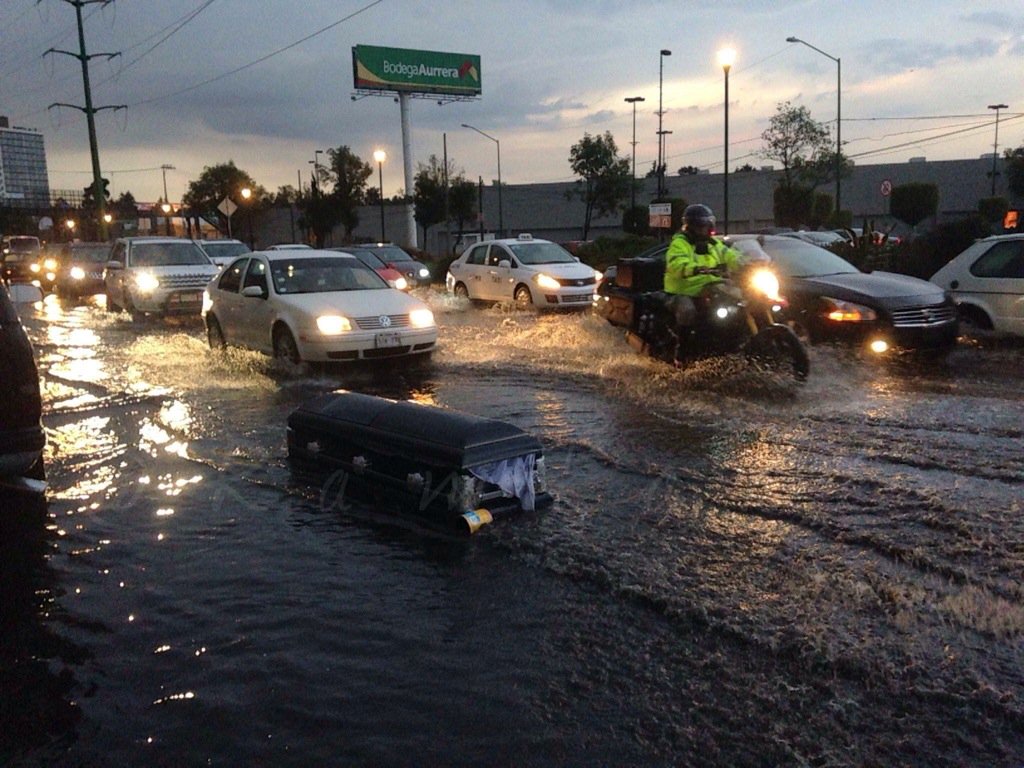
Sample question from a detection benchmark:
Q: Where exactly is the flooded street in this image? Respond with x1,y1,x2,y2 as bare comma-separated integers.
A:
4,291,1024,767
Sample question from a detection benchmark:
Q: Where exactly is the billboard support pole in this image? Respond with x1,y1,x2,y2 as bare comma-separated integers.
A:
400,93,417,249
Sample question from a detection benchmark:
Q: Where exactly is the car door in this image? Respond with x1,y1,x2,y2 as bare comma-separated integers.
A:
456,244,490,299
236,257,275,351
957,240,1024,335
106,241,128,307
486,245,515,301
209,258,248,343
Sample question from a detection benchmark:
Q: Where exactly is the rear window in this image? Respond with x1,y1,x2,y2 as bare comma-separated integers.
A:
969,240,1024,279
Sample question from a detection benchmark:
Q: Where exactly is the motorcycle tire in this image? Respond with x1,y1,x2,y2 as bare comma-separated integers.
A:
744,324,810,382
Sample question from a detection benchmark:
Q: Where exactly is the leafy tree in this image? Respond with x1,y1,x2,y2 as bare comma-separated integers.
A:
676,165,700,176
413,155,477,244
182,161,262,235
567,131,631,240
734,163,757,173
760,102,849,225
622,205,649,235
1004,144,1024,198
325,146,372,239
448,177,477,236
890,182,939,228
977,196,1008,226
273,185,300,206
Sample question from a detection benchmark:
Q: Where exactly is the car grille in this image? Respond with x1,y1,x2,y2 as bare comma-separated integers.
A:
560,293,596,303
890,304,957,328
556,275,596,287
159,273,215,290
354,314,410,330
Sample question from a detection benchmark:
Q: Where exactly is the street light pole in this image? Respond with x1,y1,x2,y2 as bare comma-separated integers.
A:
787,37,841,216
624,96,645,214
161,163,175,236
309,149,324,198
988,103,1008,196
373,149,387,242
240,187,253,249
658,49,671,199
461,124,503,237
718,48,736,235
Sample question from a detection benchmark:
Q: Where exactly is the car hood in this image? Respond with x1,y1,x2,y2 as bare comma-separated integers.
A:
797,270,947,303
274,288,431,319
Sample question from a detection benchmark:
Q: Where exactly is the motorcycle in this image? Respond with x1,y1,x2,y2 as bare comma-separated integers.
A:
597,257,810,381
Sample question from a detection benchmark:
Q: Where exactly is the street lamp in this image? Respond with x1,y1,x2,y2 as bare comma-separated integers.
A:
658,49,671,199
717,47,736,235
161,202,172,236
988,103,1008,196
373,149,387,242
787,36,841,216
309,149,324,197
461,124,503,237
65,219,76,241
240,187,253,249
624,96,645,213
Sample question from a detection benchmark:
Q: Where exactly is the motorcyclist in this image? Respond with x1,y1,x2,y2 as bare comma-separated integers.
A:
663,204,742,301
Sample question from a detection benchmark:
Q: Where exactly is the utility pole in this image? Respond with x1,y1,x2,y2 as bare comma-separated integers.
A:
46,0,125,241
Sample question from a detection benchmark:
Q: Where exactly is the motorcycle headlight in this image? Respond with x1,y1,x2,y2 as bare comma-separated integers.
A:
535,273,561,291
749,268,781,302
821,297,877,323
316,315,352,335
135,272,160,293
409,308,435,328
70,266,86,280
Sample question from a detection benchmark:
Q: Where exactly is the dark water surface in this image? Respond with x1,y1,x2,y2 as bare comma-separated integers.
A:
4,293,1023,766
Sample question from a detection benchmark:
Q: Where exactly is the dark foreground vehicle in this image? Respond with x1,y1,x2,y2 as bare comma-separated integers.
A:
0,283,45,489
54,242,109,299
599,235,959,357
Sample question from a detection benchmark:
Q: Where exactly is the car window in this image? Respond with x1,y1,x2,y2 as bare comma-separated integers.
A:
369,245,411,262
486,247,510,267
243,259,268,292
507,241,576,265
969,241,1024,279
465,245,488,265
129,241,210,267
111,242,126,262
270,257,386,294
351,249,386,269
203,241,250,261
217,259,247,293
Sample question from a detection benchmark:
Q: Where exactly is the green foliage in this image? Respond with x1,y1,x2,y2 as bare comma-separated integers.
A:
889,182,939,228
567,131,631,239
325,146,373,238
810,192,834,230
1004,145,1024,198
977,196,1009,225
621,205,649,235
576,234,659,272
182,161,263,233
773,184,813,228
413,155,476,242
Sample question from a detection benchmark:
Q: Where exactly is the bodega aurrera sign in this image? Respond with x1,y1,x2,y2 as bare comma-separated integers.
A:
353,45,482,96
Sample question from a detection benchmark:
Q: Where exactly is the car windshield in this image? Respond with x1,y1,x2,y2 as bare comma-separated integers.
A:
203,242,250,260
754,238,859,278
270,257,387,294
69,245,110,263
368,245,413,263
130,241,211,267
349,249,387,269
507,241,576,265
4,237,40,255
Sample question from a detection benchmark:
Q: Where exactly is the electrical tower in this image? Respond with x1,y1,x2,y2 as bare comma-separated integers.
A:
45,0,125,239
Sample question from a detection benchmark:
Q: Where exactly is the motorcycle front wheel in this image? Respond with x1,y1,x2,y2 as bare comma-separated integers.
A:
744,324,810,382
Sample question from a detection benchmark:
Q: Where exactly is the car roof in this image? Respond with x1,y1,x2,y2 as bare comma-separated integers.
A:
199,238,245,244
118,236,192,244
252,249,359,261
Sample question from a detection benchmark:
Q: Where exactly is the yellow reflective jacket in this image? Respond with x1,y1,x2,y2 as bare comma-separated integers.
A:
663,233,741,297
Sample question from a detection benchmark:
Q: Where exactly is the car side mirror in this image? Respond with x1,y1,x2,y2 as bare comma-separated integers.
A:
241,285,267,299
573,256,581,262
106,260,123,271
498,259,511,269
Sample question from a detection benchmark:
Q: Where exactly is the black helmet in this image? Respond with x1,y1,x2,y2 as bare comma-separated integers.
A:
683,204,715,234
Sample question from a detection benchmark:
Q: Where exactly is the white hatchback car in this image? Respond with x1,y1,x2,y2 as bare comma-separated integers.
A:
446,234,601,309
203,249,437,363
930,234,1024,336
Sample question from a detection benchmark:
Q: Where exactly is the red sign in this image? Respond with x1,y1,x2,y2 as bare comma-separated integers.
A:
880,179,892,197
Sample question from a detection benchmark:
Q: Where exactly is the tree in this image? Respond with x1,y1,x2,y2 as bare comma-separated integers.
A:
890,182,939,228
760,102,849,226
1005,145,1024,199
448,177,477,236
734,163,757,173
413,155,450,244
677,165,700,176
567,131,631,240
182,161,261,235
977,196,1008,227
325,146,372,239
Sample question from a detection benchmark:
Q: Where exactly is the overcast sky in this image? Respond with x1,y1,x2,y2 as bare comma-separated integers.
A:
1,0,1022,205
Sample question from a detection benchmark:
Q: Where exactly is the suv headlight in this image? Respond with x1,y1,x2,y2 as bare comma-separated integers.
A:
135,272,160,293
316,315,352,335
535,273,560,291
70,266,86,280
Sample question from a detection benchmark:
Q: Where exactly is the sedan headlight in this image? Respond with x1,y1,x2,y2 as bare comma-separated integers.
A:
316,315,352,335
417,267,430,279
409,307,435,328
749,268,781,302
535,273,561,291
134,272,160,293
821,297,877,323
393,276,409,291
70,266,86,281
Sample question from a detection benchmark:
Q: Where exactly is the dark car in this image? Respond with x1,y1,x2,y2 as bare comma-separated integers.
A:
359,243,431,286
54,241,110,299
0,282,45,488
597,235,958,355
1,235,43,286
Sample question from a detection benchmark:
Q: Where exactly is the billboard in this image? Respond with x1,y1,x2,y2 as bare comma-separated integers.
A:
353,45,481,96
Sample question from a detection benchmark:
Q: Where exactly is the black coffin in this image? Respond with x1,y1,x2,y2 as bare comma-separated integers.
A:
287,391,551,531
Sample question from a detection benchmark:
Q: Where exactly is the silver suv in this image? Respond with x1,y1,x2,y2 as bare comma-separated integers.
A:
103,237,218,320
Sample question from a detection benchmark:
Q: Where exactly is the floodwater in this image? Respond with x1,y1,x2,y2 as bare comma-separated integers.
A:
3,291,1023,767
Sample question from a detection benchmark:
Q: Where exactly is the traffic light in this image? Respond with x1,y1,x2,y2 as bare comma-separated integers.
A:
100,177,110,201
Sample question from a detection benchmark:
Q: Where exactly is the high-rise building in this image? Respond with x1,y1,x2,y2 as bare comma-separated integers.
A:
0,116,51,207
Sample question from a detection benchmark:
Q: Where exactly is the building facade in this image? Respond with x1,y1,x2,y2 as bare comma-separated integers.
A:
0,116,50,208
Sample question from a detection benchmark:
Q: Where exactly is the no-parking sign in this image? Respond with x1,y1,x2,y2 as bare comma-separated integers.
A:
880,179,893,197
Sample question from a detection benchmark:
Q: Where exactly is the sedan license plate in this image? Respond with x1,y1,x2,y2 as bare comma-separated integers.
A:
375,332,401,348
